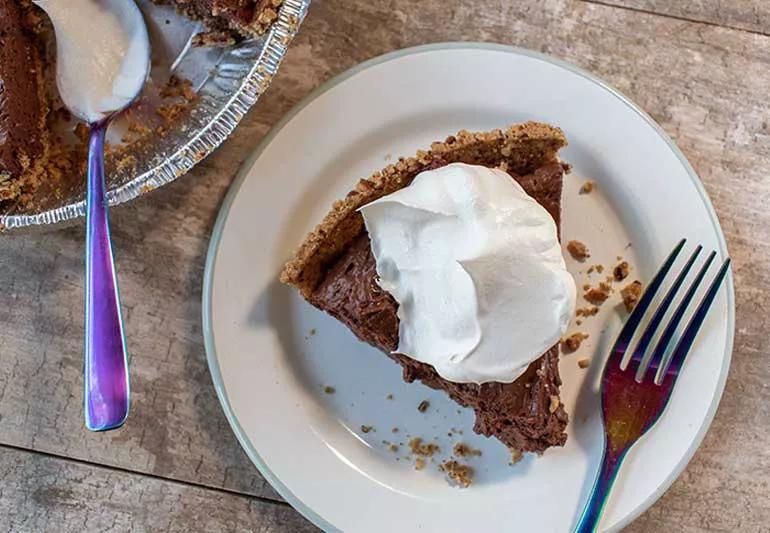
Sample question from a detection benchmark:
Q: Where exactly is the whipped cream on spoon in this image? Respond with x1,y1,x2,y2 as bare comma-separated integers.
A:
34,0,151,431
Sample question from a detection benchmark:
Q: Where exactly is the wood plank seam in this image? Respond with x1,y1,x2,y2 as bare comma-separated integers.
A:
579,0,770,37
0,442,289,507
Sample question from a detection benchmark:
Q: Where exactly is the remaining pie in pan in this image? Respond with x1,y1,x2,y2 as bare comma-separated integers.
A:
0,0,50,203
168,0,284,42
281,122,572,455
0,0,283,205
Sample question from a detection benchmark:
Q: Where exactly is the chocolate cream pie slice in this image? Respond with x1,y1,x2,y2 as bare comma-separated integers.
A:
281,122,575,455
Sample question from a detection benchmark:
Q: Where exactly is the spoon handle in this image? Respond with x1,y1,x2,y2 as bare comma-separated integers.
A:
84,121,130,431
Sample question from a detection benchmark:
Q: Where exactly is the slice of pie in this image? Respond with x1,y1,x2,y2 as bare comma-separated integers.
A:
281,122,570,454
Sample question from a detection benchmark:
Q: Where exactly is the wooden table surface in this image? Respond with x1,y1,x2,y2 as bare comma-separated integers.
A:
1,1,768,531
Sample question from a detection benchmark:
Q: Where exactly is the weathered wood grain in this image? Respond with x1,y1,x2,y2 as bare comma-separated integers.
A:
0,149,283,500
0,0,768,530
596,0,770,35
0,447,316,533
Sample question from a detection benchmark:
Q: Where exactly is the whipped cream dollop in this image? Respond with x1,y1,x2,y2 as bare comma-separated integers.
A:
37,0,150,123
360,163,576,384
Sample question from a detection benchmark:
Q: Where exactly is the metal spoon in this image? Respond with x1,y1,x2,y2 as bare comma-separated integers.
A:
34,0,151,431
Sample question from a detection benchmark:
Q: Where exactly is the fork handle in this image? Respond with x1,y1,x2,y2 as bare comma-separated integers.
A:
575,443,629,533
84,121,130,431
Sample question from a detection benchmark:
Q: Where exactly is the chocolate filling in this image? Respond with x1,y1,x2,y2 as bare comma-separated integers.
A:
0,0,46,184
309,162,569,453
168,0,280,38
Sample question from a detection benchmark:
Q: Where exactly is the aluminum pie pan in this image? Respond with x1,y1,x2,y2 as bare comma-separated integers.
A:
0,0,310,233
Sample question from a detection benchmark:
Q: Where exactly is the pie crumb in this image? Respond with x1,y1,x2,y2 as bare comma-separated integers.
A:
621,280,643,311
579,180,595,194
567,240,590,261
414,458,426,471
121,120,151,143
388,444,399,453
453,442,482,458
548,395,560,414
594,264,604,274
155,99,195,136
417,400,430,413
584,282,612,305
115,155,138,175
323,386,335,395
578,358,591,369
385,394,394,400
392,427,399,433
159,75,198,101
191,31,237,47
561,333,589,353
509,449,523,465
361,425,374,434
576,306,600,318
409,437,440,457
440,460,474,488
613,261,630,281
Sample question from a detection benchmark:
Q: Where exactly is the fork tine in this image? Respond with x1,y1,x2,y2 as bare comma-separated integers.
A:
659,257,731,381
605,238,686,370
649,251,716,382
628,245,703,381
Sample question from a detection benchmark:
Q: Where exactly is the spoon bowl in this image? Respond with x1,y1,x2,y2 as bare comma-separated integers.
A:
37,0,150,123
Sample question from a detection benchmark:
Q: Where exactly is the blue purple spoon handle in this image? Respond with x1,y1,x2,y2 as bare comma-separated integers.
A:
32,0,149,432
84,121,130,431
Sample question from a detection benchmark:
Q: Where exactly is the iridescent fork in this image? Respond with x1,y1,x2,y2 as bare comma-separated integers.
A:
575,239,731,532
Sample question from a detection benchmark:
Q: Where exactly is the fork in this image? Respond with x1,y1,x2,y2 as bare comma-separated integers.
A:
575,238,731,533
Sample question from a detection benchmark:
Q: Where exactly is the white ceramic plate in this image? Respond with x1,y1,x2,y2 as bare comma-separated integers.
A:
203,44,734,532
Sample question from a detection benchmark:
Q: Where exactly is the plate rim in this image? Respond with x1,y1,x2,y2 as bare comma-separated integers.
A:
202,42,736,532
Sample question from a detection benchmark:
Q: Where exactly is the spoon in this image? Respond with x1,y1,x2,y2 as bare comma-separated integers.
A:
34,0,151,431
